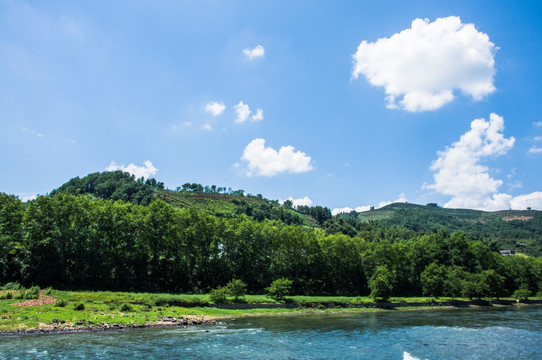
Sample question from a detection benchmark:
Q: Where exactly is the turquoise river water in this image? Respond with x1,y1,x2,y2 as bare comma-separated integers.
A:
0,306,541,359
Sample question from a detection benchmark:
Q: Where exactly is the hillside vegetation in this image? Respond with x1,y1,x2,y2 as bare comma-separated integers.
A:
0,171,541,301
335,202,542,256
51,171,326,227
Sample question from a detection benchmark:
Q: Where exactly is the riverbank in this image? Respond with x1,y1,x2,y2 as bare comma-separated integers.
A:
1,289,541,334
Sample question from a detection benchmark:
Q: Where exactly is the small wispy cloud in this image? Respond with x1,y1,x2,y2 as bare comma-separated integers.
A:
251,109,264,122
205,101,226,116
234,101,263,123
332,194,407,216
22,127,43,138
234,101,251,123
243,45,265,60
18,193,38,202
279,196,313,207
106,160,158,179
529,146,542,154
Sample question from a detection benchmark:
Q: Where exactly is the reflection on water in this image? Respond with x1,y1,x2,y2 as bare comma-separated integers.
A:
1,307,541,359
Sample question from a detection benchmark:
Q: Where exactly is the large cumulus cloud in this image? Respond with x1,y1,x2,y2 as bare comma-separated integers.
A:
352,16,496,112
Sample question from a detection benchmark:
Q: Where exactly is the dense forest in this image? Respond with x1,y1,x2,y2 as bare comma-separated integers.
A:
1,171,541,300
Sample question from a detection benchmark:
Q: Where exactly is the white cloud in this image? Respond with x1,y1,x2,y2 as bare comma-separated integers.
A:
529,146,542,154
508,181,523,191
533,121,542,127
376,193,408,208
352,16,496,112
332,206,371,216
203,123,212,131
332,194,407,216
234,101,263,123
425,113,542,210
425,113,515,208
534,136,542,141
280,196,313,207
241,138,314,176
106,160,158,179
18,193,38,202
510,192,542,210
251,109,264,122
234,101,251,123
22,127,44,138
205,101,226,116
243,45,265,59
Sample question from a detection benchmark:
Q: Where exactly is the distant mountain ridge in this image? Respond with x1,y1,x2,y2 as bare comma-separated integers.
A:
354,202,538,222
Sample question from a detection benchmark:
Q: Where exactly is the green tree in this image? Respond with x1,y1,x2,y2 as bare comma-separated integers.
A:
369,266,394,301
0,193,25,284
444,266,465,299
462,273,489,300
420,262,447,298
480,269,505,299
282,200,293,210
266,278,293,301
513,288,531,300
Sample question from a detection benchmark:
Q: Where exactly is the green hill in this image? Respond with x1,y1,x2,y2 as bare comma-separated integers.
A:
335,202,542,256
50,171,325,227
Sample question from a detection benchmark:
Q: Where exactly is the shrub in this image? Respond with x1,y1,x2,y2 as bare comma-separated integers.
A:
226,279,247,302
120,303,133,312
55,299,67,307
209,287,229,304
24,286,40,300
74,303,85,311
15,290,25,299
1,282,21,290
513,288,531,301
266,278,293,302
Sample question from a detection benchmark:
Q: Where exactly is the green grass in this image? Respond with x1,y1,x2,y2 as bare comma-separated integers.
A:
1,290,540,332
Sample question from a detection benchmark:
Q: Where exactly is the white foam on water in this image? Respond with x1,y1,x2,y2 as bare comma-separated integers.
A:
403,351,421,360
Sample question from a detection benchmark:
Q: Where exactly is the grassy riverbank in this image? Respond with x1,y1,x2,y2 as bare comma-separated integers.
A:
1,288,540,333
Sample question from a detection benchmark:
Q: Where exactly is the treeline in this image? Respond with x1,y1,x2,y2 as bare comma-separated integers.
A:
1,193,541,299
175,183,245,196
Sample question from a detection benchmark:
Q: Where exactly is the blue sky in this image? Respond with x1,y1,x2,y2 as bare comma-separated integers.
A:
1,0,541,213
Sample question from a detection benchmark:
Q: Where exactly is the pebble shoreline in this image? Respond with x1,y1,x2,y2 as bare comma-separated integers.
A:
0,316,216,335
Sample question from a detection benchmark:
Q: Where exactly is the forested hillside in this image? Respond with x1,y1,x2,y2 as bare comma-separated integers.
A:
333,202,542,256
51,171,329,227
1,171,541,300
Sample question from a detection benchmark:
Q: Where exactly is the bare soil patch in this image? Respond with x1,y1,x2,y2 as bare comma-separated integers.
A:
12,294,56,307
502,216,533,222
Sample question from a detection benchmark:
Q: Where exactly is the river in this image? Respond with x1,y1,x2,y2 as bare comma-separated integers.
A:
1,307,541,359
